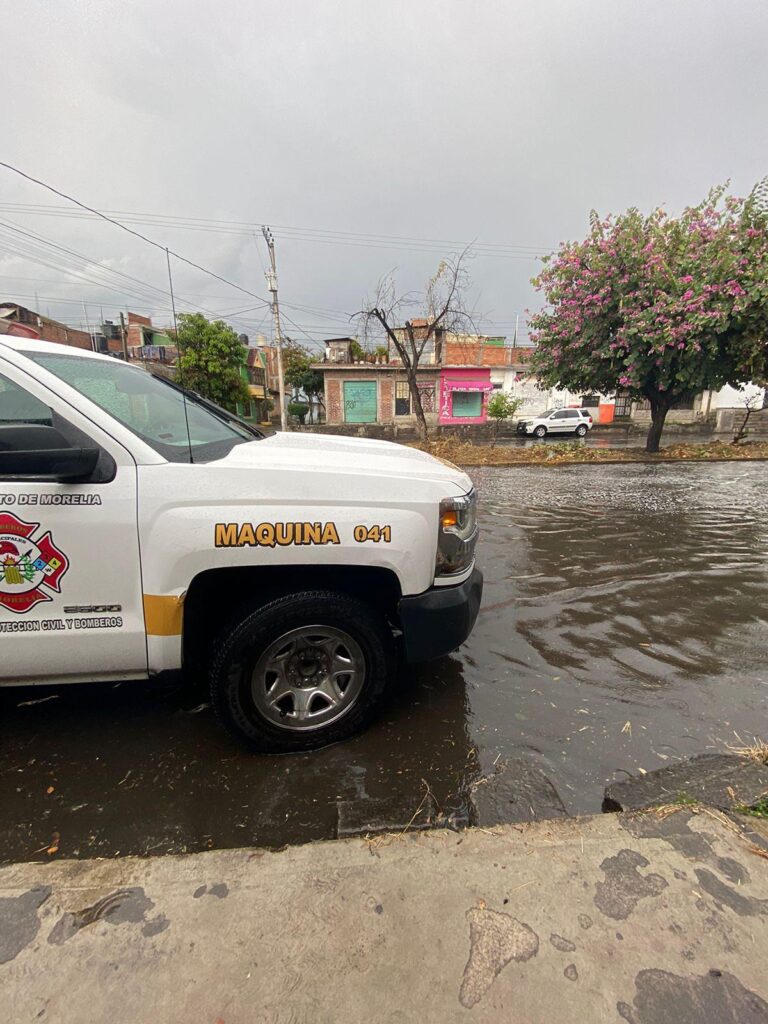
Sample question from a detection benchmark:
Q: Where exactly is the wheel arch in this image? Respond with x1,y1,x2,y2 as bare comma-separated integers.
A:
182,564,403,677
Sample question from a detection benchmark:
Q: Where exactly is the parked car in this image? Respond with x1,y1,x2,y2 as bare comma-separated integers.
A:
516,408,592,438
0,336,482,752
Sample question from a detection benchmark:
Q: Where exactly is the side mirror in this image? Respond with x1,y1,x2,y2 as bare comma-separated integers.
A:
0,447,99,481
0,424,100,481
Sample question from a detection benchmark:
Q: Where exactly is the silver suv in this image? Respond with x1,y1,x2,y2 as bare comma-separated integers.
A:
516,408,593,438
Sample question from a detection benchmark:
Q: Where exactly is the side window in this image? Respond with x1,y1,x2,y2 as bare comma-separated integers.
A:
564,410,579,419
0,375,53,427
0,372,116,482
551,410,566,419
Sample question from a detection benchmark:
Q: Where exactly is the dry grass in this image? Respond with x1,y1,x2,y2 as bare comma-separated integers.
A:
364,779,436,853
416,438,768,468
726,737,768,765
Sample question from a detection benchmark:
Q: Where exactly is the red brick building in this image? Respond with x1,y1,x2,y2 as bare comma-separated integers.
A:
0,303,93,350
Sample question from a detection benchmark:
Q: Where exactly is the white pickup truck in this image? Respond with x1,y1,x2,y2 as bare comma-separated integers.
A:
0,337,482,751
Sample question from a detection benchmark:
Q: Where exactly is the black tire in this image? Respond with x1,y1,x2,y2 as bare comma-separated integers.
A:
210,590,393,753
533,425,547,438
575,424,588,437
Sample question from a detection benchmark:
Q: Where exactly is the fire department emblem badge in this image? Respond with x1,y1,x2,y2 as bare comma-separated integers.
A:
0,512,69,614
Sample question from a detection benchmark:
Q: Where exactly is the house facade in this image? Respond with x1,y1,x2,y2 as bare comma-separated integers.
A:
122,312,177,370
315,332,540,428
317,336,440,429
321,363,440,429
439,367,493,423
237,345,271,424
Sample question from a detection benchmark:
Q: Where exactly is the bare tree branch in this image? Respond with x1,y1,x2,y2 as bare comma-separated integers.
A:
354,250,475,441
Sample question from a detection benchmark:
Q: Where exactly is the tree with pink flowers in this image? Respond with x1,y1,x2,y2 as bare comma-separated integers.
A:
529,185,768,451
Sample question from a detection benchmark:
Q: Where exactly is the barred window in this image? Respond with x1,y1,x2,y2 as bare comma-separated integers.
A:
395,380,411,415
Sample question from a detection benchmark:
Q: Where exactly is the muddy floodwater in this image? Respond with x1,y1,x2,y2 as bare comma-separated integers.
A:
1,462,766,862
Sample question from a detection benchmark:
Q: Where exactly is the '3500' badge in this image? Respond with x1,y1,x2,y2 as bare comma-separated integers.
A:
0,512,69,614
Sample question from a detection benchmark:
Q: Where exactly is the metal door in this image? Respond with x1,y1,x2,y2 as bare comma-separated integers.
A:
344,381,377,423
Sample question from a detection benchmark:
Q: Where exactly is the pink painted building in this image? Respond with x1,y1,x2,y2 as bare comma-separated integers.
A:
439,367,493,424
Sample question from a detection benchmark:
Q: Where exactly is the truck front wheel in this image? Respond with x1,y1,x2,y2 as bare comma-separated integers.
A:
210,590,393,752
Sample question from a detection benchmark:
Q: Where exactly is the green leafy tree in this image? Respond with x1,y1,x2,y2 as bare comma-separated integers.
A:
487,392,523,446
176,313,250,409
283,347,325,422
529,186,768,452
288,401,309,425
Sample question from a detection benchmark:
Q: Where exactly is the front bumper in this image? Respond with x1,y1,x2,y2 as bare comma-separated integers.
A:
398,567,483,663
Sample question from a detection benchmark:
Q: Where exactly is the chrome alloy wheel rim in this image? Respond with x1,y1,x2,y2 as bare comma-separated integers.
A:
251,625,366,731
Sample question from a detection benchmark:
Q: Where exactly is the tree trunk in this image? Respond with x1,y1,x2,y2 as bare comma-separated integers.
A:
646,395,672,453
732,407,752,445
408,371,429,442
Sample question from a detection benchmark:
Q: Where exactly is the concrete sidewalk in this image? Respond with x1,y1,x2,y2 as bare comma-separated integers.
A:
1,811,767,1024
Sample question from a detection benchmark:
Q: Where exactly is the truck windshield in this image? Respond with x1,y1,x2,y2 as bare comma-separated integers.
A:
24,352,255,463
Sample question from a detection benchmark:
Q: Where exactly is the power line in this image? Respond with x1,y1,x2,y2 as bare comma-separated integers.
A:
0,199,553,258
0,162,272,304
0,275,277,305
0,218,182,308
0,217,269,331
0,168,534,341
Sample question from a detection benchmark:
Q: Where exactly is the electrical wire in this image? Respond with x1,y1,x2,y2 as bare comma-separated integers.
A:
0,218,268,333
0,199,552,258
0,162,272,304
0,165,533,341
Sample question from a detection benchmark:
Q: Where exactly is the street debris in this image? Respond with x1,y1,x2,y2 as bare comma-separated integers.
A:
415,438,768,468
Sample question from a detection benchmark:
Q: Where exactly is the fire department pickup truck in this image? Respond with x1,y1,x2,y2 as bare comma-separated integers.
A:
0,337,482,751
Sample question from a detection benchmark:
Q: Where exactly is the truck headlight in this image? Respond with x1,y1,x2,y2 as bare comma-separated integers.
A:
436,489,478,577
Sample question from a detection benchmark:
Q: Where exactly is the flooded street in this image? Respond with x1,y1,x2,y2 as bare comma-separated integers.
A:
1,462,766,863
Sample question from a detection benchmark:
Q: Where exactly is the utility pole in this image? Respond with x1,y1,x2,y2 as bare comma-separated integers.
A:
262,226,287,431
82,302,95,352
119,311,129,361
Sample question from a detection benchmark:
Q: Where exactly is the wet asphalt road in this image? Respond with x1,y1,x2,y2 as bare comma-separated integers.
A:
1,462,767,863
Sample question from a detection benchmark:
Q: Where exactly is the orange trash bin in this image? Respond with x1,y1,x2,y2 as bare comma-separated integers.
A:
598,402,615,424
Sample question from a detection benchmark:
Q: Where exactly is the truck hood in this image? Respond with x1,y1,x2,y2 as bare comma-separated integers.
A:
221,431,473,493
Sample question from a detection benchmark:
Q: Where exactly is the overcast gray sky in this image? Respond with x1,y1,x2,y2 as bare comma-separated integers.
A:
3,0,767,349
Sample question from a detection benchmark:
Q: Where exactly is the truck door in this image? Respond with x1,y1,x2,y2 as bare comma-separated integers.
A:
0,367,147,684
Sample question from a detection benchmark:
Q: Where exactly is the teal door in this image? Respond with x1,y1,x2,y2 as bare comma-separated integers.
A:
344,381,377,423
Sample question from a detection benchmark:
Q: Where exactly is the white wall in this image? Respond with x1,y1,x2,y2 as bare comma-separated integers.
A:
489,369,593,414
490,369,551,412
708,383,766,410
